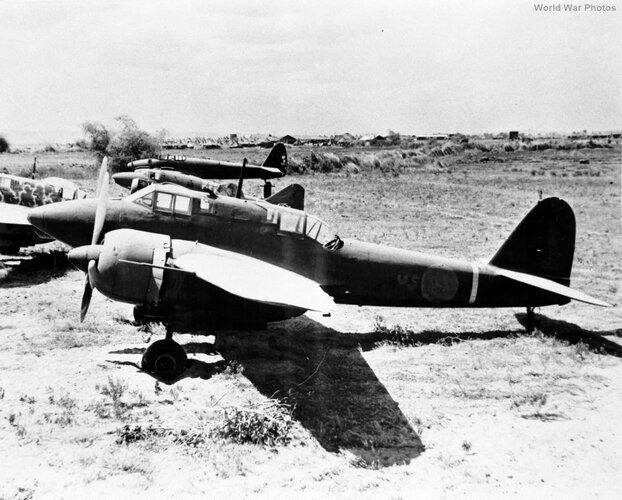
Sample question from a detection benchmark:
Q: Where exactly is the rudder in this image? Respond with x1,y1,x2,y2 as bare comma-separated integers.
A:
489,197,575,285
263,143,288,174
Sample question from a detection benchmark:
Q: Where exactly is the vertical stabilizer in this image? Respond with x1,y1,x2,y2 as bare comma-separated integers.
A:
263,143,288,175
489,197,575,285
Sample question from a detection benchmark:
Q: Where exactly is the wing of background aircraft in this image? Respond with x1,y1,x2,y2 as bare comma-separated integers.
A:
0,203,30,226
0,204,52,250
169,242,336,313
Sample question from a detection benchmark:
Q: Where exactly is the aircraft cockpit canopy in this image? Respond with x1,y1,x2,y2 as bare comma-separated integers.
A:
130,186,194,216
265,204,333,245
127,185,334,245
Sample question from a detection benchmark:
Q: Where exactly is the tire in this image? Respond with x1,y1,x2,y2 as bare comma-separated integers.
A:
141,339,188,380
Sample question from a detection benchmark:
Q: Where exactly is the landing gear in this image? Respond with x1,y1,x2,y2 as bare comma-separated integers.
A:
525,306,536,332
141,328,188,380
133,304,167,325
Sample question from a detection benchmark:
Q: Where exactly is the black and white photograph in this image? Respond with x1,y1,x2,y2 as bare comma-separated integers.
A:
0,0,620,497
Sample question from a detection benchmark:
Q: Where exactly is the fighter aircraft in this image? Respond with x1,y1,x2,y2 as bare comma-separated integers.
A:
27,158,610,380
116,143,287,197
0,171,88,252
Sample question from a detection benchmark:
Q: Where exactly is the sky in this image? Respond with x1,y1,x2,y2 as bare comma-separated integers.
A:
0,0,620,143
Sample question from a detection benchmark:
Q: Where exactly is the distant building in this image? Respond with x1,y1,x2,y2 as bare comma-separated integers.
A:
358,134,386,146
201,138,220,149
279,135,298,145
416,134,449,141
295,135,330,146
332,133,356,146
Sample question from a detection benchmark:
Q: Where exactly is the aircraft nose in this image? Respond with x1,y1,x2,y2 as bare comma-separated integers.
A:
27,200,97,247
27,205,45,232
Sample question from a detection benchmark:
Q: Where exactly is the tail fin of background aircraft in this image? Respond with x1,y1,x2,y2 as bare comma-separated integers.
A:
263,143,288,175
489,197,575,286
265,184,305,210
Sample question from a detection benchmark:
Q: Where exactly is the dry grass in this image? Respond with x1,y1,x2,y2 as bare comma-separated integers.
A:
0,145,620,498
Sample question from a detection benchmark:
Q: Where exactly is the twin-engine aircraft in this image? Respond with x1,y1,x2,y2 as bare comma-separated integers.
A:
27,158,610,380
113,143,287,197
0,171,87,253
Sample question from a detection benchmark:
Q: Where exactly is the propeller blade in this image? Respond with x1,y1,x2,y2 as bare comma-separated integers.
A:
80,276,93,322
91,159,109,245
95,157,108,197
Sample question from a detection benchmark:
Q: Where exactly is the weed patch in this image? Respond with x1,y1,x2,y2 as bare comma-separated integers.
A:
213,401,294,446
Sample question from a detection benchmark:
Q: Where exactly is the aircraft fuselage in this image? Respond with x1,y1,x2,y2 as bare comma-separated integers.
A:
28,184,566,316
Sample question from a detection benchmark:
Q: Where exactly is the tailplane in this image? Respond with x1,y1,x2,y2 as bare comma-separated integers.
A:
266,184,305,210
489,197,610,307
490,197,575,285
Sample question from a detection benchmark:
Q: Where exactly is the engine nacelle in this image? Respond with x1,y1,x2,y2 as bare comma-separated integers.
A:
90,229,171,305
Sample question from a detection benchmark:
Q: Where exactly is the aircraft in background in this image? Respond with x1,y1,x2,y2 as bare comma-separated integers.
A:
116,143,288,197
0,171,87,253
27,158,610,380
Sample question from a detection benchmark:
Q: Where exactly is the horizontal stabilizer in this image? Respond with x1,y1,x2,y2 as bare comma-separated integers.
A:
495,267,611,307
171,244,336,313
265,184,305,210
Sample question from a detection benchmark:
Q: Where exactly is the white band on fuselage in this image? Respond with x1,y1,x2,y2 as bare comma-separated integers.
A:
469,263,480,305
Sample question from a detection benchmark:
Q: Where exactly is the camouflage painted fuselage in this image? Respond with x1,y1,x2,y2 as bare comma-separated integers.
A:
0,173,88,250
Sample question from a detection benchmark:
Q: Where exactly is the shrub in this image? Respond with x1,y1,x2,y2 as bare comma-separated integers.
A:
213,402,294,446
0,135,9,153
80,116,159,173
107,115,159,172
80,121,110,154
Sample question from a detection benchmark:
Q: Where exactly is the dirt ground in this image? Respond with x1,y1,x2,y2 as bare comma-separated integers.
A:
0,146,620,499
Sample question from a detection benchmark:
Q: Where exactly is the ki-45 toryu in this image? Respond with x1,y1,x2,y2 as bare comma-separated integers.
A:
27,157,610,380
0,160,88,253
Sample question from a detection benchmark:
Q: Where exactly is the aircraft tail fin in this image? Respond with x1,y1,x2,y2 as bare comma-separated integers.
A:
265,184,305,210
263,143,288,175
489,197,575,286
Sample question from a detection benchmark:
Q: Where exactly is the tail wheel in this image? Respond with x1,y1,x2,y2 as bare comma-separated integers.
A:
141,339,188,380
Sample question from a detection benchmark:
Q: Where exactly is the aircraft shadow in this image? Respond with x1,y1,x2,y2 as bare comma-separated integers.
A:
106,356,229,384
106,312,620,466
515,313,622,357
210,317,425,467
0,251,70,287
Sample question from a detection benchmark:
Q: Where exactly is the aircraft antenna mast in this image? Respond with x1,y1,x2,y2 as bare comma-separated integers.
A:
236,158,247,198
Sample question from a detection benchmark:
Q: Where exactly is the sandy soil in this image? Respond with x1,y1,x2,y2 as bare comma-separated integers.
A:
0,146,621,499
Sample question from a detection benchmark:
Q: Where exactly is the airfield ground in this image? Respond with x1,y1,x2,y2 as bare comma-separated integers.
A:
0,145,620,498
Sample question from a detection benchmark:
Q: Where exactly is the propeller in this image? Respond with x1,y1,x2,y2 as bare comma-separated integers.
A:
73,156,109,321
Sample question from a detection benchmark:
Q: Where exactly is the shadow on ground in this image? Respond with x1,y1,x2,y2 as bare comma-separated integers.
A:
108,312,622,467
515,313,622,357
0,250,69,287
208,316,425,467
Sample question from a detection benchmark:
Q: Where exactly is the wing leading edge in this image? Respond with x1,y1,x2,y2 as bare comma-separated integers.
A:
171,244,336,313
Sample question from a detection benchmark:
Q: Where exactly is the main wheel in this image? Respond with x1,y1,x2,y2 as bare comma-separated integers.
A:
141,339,188,380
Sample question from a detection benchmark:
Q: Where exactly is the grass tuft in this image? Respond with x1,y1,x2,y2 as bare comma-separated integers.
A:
212,401,294,446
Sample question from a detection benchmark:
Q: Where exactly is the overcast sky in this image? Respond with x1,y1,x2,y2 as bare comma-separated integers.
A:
0,0,620,142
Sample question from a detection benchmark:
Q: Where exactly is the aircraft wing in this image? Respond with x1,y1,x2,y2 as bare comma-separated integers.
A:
170,244,336,313
0,203,31,226
494,267,611,307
